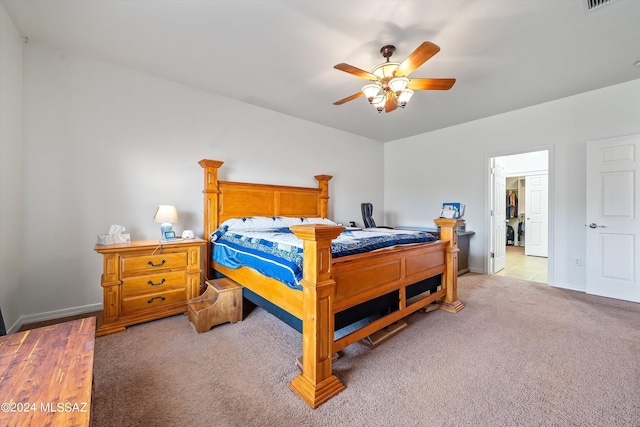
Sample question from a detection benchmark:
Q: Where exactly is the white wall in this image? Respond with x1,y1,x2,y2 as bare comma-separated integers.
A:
385,78,640,291
0,3,23,332
19,41,383,322
10,22,640,324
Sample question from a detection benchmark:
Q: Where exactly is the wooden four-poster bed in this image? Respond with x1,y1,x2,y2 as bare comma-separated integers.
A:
198,159,464,408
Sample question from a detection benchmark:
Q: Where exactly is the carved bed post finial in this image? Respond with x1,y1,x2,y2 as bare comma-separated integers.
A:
289,223,345,409
433,218,465,313
199,159,224,280
314,175,332,218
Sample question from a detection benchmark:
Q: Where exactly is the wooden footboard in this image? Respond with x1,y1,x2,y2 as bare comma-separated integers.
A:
288,219,463,408
199,159,464,408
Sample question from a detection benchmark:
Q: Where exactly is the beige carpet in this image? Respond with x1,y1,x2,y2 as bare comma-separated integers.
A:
92,274,640,426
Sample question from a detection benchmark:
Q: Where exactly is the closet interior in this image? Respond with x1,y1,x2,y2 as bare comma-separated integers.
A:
506,176,525,247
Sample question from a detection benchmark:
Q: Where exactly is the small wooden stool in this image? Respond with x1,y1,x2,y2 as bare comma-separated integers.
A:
187,278,243,333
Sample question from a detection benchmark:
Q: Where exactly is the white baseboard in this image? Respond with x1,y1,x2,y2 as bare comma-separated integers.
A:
8,303,102,334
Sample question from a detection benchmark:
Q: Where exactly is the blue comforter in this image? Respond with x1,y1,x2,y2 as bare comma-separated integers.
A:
212,224,436,290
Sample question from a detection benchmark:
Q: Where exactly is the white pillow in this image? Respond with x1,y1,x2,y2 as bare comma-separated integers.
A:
300,217,338,225
211,216,337,241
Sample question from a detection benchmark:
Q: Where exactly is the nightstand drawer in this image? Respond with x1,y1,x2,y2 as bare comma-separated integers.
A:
122,271,187,295
121,289,187,316
122,252,187,275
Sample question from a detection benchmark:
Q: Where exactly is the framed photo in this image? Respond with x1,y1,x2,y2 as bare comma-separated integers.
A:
441,202,465,218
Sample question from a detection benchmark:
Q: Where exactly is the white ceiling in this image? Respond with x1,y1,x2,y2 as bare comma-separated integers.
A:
2,0,640,143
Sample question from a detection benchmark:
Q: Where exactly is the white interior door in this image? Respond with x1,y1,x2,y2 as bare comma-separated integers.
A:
586,134,640,303
492,159,506,273
525,174,548,257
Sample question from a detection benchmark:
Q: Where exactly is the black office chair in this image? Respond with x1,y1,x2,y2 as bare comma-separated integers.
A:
361,203,392,229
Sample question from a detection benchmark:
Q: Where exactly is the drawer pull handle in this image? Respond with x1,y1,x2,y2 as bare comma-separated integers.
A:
147,260,166,267
147,278,166,287
147,296,166,304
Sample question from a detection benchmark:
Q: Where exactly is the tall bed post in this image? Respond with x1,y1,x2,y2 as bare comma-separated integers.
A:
198,159,224,280
433,218,465,312
289,224,345,409
314,175,332,218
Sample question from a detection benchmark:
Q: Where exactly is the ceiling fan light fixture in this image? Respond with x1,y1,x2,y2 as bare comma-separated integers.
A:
398,89,414,107
362,84,383,102
389,77,409,96
372,62,399,79
333,41,454,113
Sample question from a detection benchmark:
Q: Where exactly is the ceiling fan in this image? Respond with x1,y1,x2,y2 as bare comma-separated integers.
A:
333,41,455,113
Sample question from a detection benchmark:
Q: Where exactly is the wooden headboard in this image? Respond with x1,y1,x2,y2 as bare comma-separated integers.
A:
198,159,332,256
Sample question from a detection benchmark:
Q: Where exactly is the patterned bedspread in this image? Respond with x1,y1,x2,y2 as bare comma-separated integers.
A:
211,217,437,290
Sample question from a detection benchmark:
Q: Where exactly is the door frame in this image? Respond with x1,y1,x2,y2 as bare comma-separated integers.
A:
485,145,555,285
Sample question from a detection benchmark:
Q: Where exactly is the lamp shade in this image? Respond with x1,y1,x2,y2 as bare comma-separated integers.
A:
389,77,409,95
362,84,383,102
153,205,179,224
372,95,386,112
397,89,414,107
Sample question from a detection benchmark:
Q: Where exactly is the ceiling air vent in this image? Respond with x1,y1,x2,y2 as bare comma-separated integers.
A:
582,0,616,13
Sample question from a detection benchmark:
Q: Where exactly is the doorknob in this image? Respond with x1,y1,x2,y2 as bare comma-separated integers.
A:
587,223,606,228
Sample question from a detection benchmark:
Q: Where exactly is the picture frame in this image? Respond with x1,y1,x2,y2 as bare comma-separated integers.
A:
441,202,465,218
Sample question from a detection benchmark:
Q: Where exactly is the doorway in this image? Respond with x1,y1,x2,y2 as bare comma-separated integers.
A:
489,150,550,284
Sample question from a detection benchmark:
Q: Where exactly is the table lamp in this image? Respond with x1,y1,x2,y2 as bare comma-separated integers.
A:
153,205,179,239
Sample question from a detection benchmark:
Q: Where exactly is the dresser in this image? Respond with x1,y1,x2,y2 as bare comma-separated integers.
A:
94,239,205,336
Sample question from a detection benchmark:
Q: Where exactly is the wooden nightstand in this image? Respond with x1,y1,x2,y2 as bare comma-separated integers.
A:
94,238,205,336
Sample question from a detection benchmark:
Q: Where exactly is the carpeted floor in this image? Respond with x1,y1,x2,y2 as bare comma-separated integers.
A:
92,274,640,426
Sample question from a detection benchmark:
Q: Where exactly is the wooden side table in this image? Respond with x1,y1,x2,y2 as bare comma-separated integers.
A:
456,230,475,275
94,239,205,336
188,278,243,333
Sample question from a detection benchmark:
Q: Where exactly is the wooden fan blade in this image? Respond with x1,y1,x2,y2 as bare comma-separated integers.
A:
384,94,397,113
334,63,379,81
394,42,440,77
333,92,364,105
407,78,456,91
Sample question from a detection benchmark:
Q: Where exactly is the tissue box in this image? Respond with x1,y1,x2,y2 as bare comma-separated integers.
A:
97,233,131,245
